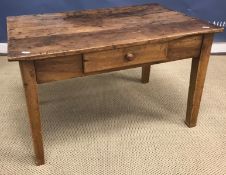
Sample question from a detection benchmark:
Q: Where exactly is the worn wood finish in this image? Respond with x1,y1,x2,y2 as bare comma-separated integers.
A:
142,65,151,83
33,35,202,83
185,34,214,127
83,35,202,73
168,35,202,60
83,42,167,73
35,55,83,83
35,56,193,84
7,3,223,61
7,3,223,165
19,61,44,165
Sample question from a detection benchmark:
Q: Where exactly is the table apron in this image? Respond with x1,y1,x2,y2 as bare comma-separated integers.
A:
34,34,203,84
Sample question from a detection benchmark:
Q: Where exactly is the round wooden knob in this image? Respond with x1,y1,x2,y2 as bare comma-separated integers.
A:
125,53,135,61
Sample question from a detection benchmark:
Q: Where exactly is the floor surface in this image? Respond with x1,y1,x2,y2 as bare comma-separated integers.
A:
0,56,225,174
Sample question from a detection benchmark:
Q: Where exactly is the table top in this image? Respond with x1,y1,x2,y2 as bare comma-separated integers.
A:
7,3,223,61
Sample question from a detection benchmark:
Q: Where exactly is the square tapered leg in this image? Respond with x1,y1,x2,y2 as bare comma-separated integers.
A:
19,61,45,165
185,34,214,128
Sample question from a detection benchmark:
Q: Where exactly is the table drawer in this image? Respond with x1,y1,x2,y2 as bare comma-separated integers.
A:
83,43,168,73
35,55,83,83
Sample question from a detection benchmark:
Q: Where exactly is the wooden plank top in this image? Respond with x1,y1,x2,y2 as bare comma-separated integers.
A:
7,3,223,61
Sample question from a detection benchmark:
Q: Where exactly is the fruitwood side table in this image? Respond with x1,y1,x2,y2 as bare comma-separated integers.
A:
7,3,223,165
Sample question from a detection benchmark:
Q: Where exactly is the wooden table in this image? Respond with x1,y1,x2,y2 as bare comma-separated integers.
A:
7,3,223,165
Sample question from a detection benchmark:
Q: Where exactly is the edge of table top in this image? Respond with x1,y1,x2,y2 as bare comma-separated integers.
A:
7,3,224,61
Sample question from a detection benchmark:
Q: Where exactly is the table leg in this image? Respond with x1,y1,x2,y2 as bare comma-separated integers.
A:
185,34,214,128
19,61,44,165
141,65,151,83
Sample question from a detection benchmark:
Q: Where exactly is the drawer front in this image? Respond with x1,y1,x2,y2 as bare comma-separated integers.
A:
35,55,83,83
83,43,168,73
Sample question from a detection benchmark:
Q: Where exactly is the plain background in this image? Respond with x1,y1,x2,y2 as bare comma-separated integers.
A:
0,0,226,42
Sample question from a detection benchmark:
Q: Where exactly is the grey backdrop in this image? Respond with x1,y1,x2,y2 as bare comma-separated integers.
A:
0,0,225,42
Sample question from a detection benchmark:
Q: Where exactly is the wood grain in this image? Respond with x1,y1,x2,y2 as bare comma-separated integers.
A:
142,65,151,83
185,34,214,127
83,42,167,73
68,35,202,74
35,55,83,83
34,35,203,83
168,35,202,59
7,3,223,61
19,61,44,165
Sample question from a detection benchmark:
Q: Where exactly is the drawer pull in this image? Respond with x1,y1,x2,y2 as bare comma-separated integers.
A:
125,53,135,61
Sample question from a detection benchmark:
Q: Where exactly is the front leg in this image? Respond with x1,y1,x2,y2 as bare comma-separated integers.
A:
185,34,214,127
19,61,45,165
